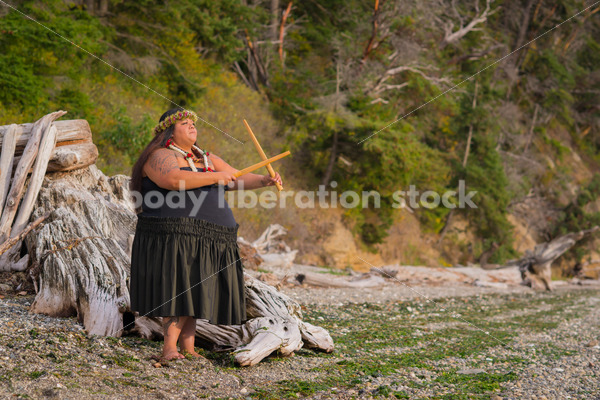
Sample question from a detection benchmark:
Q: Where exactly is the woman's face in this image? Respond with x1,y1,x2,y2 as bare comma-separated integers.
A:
171,118,197,149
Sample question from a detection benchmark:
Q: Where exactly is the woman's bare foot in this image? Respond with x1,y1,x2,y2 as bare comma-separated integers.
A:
181,349,204,359
159,351,185,361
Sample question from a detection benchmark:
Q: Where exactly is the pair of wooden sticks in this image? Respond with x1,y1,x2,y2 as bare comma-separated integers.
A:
232,120,288,191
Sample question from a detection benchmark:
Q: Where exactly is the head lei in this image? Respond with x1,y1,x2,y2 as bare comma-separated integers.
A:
153,110,199,136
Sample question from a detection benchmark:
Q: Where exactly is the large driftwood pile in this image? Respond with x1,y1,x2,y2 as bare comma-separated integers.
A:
0,113,99,271
0,112,333,366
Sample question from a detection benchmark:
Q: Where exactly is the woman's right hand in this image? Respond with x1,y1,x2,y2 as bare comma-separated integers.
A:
213,171,237,186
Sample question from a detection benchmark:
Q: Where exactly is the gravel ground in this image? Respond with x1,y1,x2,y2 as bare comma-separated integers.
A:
283,282,534,305
1,281,599,399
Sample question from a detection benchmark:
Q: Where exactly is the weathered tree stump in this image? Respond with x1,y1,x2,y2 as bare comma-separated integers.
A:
25,166,136,335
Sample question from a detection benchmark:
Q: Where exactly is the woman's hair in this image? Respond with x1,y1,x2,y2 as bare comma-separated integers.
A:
130,107,200,208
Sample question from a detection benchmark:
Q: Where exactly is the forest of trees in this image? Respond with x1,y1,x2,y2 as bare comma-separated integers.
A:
1,0,599,267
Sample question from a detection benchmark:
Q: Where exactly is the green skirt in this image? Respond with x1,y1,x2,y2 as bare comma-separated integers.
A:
129,216,246,325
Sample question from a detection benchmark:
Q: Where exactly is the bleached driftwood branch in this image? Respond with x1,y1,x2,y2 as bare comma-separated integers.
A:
0,111,66,244
0,124,20,215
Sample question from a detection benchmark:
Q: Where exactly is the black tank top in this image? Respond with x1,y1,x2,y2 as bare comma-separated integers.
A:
139,167,237,227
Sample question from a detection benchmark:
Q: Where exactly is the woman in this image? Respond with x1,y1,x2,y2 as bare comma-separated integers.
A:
129,108,282,361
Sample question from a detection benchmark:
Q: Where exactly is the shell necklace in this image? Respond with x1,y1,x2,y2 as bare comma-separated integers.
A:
165,139,213,172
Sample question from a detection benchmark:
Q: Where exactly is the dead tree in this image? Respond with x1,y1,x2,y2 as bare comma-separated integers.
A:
362,0,389,62
278,2,293,67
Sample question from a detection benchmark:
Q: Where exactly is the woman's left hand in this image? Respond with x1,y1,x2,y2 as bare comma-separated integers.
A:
262,172,283,187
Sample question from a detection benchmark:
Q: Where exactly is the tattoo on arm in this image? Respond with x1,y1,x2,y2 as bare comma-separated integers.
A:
148,150,180,176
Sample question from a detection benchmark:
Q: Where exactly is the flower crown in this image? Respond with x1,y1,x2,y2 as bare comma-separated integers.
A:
153,110,199,135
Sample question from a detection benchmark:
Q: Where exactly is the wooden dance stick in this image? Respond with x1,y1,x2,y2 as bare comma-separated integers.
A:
243,119,284,191
233,151,291,178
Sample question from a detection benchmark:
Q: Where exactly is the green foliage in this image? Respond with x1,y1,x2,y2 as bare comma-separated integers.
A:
1,0,598,263
551,174,600,262
542,134,570,161
0,0,267,176
186,0,264,63
576,37,600,70
0,0,106,110
464,141,516,262
101,107,155,165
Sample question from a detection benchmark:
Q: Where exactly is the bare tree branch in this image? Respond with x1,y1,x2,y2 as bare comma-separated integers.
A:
233,61,257,90
442,0,499,46
363,0,384,61
279,2,293,67
367,64,451,96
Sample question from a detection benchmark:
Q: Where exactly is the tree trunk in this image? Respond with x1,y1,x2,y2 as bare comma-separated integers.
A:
363,0,381,61
97,0,109,16
523,104,539,153
279,2,293,67
512,0,536,70
321,130,338,187
270,0,280,40
25,166,136,335
84,0,94,14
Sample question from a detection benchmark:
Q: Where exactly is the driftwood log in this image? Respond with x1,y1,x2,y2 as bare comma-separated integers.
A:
0,119,93,154
188,275,333,366
0,116,101,272
239,223,299,270
0,124,19,210
0,111,67,244
25,166,136,334
13,141,99,173
499,226,600,291
4,119,98,173
295,271,386,288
